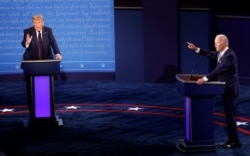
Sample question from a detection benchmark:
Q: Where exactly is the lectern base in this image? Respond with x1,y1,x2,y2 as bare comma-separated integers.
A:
23,115,63,128
175,139,216,153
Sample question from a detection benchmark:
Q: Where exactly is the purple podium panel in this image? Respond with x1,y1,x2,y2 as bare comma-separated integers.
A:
185,97,191,141
21,60,63,127
34,76,51,118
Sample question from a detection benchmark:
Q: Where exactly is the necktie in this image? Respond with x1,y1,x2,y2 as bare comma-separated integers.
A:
38,31,43,59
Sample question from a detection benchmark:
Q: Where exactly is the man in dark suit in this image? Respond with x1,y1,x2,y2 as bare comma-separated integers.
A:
21,14,62,114
186,34,241,148
21,14,62,60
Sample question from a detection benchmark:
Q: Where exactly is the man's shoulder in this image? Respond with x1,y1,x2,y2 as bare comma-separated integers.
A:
43,26,52,31
226,47,237,55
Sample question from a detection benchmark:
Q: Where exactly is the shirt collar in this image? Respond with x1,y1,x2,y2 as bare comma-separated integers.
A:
37,30,42,34
220,46,229,56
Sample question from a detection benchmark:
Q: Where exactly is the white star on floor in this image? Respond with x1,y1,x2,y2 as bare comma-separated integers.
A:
128,107,143,111
66,105,79,110
237,121,248,126
0,108,14,112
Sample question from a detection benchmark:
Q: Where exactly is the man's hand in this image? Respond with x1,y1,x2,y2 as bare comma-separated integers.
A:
186,42,198,51
197,78,205,85
55,54,62,60
26,33,32,44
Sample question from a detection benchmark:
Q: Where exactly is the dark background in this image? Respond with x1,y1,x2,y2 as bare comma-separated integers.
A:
116,0,250,16
114,0,143,7
2,0,250,85
115,0,250,84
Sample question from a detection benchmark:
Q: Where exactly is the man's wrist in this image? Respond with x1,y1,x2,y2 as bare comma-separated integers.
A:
195,48,200,53
25,42,30,48
202,77,208,82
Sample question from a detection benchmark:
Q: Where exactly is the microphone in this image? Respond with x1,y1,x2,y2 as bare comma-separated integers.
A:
189,61,200,80
189,52,212,80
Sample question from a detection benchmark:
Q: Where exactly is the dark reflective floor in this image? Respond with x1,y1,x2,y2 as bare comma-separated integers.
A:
0,80,249,156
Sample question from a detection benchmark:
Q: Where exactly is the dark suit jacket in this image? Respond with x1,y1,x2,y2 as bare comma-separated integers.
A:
21,26,61,60
199,48,240,96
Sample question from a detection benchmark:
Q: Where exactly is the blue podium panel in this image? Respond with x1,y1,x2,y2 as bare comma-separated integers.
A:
185,97,214,144
175,74,225,152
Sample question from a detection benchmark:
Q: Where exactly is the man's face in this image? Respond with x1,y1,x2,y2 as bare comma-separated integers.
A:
32,19,44,31
214,37,226,52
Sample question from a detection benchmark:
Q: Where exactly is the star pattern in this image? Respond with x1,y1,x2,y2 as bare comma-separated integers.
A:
66,105,79,110
237,121,248,126
101,63,106,68
0,108,14,112
128,107,143,111
80,64,84,68
1,104,250,136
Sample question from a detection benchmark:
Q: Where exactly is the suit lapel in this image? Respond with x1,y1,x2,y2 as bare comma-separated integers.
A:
42,27,48,46
30,28,39,51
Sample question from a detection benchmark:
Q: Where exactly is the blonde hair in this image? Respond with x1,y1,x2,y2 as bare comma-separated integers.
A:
32,14,44,22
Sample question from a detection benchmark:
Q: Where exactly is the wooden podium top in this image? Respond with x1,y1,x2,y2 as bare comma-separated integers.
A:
176,74,225,85
176,73,225,96
22,60,61,63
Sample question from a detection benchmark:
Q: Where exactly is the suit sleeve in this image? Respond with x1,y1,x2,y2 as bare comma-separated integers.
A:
206,53,235,81
48,28,61,55
21,29,28,48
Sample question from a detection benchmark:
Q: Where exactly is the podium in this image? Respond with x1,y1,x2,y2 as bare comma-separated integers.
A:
22,60,63,127
175,74,225,152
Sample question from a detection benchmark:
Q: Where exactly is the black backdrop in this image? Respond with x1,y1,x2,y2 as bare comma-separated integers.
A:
114,0,143,7
114,0,250,16
178,0,250,16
